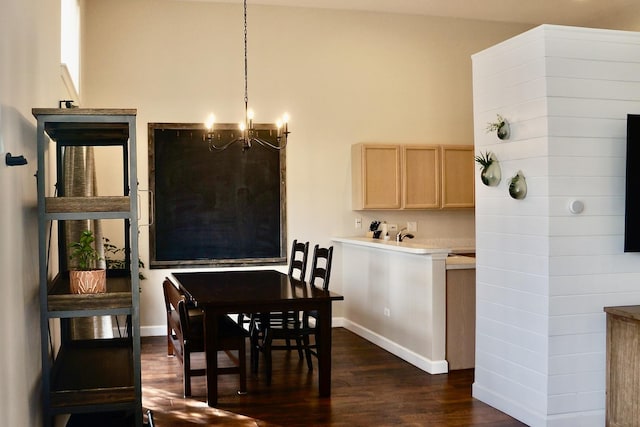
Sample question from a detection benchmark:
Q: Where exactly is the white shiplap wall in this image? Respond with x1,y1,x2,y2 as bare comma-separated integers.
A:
472,25,640,427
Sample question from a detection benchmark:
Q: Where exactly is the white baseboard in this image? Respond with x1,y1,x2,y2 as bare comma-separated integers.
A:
141,325,167,337
341,319,448,374
472,381,605,427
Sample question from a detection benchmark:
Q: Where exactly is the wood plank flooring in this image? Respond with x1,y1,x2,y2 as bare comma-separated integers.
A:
141,328,526,426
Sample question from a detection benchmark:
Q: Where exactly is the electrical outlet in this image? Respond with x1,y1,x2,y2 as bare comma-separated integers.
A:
355,217,362,229
384,307,391,317
388,224,398,232
407,221,417,232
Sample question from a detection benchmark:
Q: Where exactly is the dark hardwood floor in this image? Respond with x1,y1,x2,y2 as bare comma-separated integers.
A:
141,328,526,426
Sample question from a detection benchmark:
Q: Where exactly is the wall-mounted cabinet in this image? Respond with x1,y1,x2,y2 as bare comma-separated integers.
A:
351,144,402,209
352,143,474,210
403,145,440,208
441,145,475,209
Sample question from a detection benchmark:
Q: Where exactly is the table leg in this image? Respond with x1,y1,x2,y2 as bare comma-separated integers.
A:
317,301,332,397
204,311,219,406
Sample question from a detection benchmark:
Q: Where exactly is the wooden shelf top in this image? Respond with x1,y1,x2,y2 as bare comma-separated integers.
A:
33,108,136,117
604,305,640,321
48,273,133,313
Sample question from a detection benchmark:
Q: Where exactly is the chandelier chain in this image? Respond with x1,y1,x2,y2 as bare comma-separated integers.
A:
243,0,249,107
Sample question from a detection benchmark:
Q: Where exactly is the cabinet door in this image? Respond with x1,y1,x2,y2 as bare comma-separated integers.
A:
441,145,474,208
403,145,439,209
352,144,401,209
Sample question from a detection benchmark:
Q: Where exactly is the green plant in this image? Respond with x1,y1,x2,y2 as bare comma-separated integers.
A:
69,230,102,270
103,237,146,280
485,114,506,133
474,151,494,169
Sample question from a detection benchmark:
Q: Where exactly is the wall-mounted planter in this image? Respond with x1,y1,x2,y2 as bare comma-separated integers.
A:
486,114,510,140
475,151,501,187
508,171,527,200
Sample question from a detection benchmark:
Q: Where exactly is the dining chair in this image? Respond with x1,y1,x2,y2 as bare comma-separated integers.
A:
250,240,310,382
301,245,334,369
163,279,248,397
241,239,309,330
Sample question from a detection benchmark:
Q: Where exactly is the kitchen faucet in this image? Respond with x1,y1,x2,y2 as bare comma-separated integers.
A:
396,228,415,242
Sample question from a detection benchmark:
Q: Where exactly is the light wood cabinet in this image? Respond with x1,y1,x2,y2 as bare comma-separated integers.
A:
604,305,640,427
351,144,401,209
403,145,440,209
352,143,474,210
441,145,475,209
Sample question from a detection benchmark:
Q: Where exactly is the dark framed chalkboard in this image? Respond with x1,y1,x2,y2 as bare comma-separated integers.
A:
148,123,286,268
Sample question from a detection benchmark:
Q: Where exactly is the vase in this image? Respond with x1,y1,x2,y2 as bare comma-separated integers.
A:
70,269,107,293
497,121,510,140
480,161,501,186
508,171,527,200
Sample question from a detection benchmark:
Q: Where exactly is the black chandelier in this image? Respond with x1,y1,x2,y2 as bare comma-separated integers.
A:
204,0,290,152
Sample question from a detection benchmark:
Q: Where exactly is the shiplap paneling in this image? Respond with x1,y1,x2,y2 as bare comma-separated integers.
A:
472,24,640,426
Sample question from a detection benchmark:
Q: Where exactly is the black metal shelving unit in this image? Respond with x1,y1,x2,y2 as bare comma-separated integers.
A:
34,108,142,427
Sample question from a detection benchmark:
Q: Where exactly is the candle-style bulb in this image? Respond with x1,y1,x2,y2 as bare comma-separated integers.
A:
205,113,215,131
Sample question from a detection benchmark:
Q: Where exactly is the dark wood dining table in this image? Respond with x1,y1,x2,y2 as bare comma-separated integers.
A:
170,269,344,406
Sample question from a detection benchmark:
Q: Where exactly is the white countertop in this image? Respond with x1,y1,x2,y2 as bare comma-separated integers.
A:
332,236,472,255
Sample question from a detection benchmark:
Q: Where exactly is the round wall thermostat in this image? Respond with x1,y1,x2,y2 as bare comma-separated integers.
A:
569,200,584,214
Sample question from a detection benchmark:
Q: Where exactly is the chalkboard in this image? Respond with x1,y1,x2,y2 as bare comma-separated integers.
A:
148,123,286,268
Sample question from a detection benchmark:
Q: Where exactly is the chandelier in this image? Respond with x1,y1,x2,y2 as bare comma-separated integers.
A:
204,0,290,152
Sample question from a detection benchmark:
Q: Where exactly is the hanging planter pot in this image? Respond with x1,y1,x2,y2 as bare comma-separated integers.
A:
474,151,501,187
486,114,510,140
508,171,527,200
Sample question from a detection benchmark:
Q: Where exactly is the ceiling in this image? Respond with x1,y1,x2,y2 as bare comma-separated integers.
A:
201,0,637,26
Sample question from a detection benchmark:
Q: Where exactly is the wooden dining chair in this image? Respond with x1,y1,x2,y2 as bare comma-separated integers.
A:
250,240,310,382
163,279,248,397
301,245,334,370
242,239,309,330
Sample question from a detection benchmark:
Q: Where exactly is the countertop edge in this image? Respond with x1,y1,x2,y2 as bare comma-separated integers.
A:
332,236,451,255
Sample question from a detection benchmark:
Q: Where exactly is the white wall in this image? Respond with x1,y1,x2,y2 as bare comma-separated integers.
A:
80,0,532,333
472,25,640,427
0,0,68,425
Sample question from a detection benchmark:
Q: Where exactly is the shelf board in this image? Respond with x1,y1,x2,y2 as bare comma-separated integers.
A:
48,273,132,313
46,196,130,214
50,339,135,409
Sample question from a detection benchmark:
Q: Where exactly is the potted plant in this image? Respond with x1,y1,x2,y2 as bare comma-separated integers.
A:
474,151,501,187
68,229,106,294
486,114,510,140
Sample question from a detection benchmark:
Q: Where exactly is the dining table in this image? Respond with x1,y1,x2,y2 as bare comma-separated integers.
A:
170,269,344,406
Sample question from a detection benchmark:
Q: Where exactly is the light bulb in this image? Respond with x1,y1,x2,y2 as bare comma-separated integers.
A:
239,122,246,132
282,112,290,124
205,113,215,130
247,109,255,120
